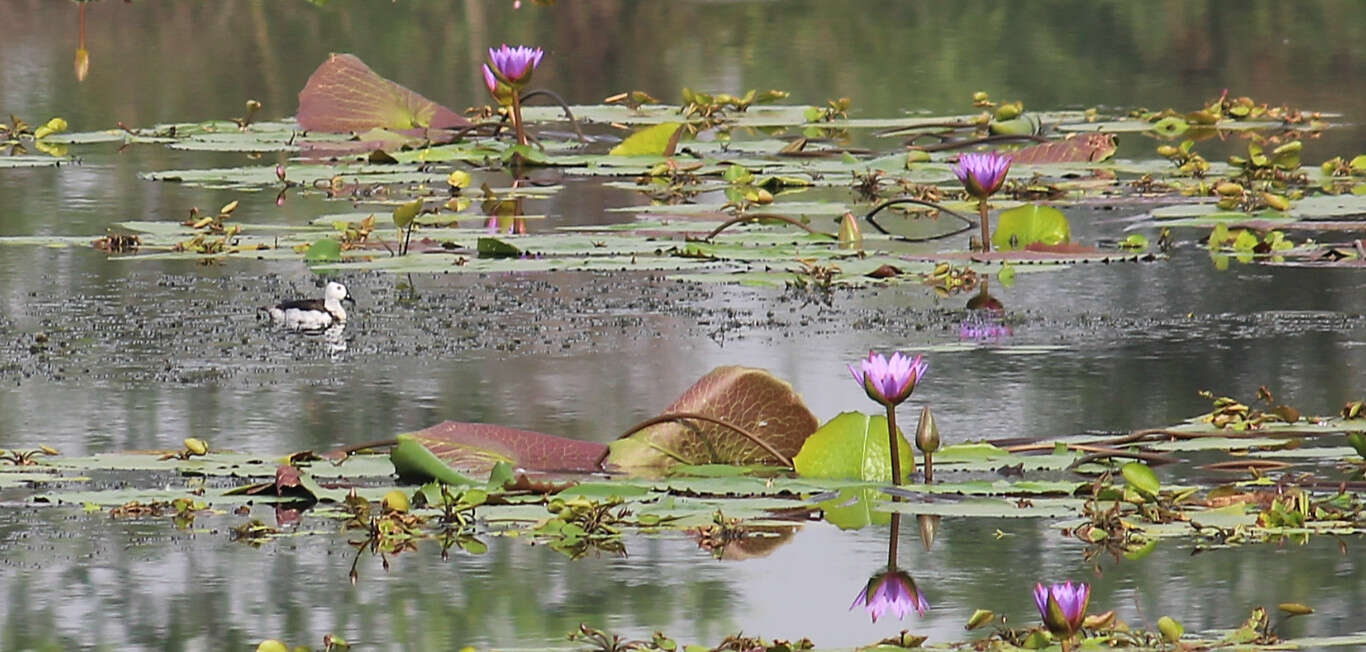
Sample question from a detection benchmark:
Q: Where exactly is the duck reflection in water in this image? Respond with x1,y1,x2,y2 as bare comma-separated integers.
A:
322,323,347,355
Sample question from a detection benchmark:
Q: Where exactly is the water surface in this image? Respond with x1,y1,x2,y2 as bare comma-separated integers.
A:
2,1,1365,648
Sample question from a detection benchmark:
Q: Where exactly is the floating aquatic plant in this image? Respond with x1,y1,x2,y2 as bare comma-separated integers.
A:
850,351,927,485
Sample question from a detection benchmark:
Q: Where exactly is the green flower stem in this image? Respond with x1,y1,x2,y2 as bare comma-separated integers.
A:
977,198,991,252
510,92,528,147
885,405,905,485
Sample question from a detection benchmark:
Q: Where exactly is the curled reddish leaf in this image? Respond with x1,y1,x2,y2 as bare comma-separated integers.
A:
274,464,302,495
297,53,469,133
607,366,819,470
866,264,903,278
1009,133,1116,164
395,422,608,477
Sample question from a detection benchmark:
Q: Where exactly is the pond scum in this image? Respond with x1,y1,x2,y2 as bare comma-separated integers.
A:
4,35,1366,651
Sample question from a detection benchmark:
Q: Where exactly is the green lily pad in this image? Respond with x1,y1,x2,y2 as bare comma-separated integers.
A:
792,411,916,482
609,122,683,156
992,204,1072,250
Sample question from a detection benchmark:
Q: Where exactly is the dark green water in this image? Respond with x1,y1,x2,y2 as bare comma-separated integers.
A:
1,1,1365,649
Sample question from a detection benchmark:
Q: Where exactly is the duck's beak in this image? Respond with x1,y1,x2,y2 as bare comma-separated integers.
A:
343,293,357,308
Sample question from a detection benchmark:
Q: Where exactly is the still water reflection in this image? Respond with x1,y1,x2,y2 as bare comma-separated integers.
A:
2,0,1366,648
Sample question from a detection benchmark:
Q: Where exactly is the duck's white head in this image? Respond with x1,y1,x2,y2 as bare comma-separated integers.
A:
324,281,349,302
323,281,355,319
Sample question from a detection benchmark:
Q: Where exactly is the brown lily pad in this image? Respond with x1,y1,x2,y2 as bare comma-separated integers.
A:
606,366,819,471
297,53,469,133
1009,133,1117,164
396,421,609,476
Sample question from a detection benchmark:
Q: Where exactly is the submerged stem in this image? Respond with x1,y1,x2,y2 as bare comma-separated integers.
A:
700,213,836,241
862,197,977,243
887,512,901,568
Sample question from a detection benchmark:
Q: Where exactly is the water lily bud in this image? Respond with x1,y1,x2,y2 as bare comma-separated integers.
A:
1262,192,1290,211
275,164,287,181
245,99,262,113
993,101,1022,121
1155,145,1179,158
1216,197,1241,211
448,170,472,189
972,91,990,103
183,438,209,456
382,490,410,513
917,514,940,551
915,406,940,454
1215,182,1244,197
838,212,862,250
1157,616,1185,643
256,641,289,652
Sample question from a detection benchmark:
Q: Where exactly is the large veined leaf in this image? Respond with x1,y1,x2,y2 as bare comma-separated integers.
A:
792,411,915,482
606,366,819,470
992,204,1072,250
297,53,469,133
390,421,609,481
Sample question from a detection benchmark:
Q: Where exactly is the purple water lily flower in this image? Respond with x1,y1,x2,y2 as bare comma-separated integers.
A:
952,151,1012,200
487,44,544,86
851,570,929,622
850,350,928,408
1033,581,1091,638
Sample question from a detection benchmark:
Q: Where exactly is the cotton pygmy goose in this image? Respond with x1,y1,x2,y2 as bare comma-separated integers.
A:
260,281,355,331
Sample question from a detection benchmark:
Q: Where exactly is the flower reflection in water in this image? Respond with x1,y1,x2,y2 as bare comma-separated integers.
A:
851,567,930,622
959,316,1012,341
961,280,1011,341
850,513,930,623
